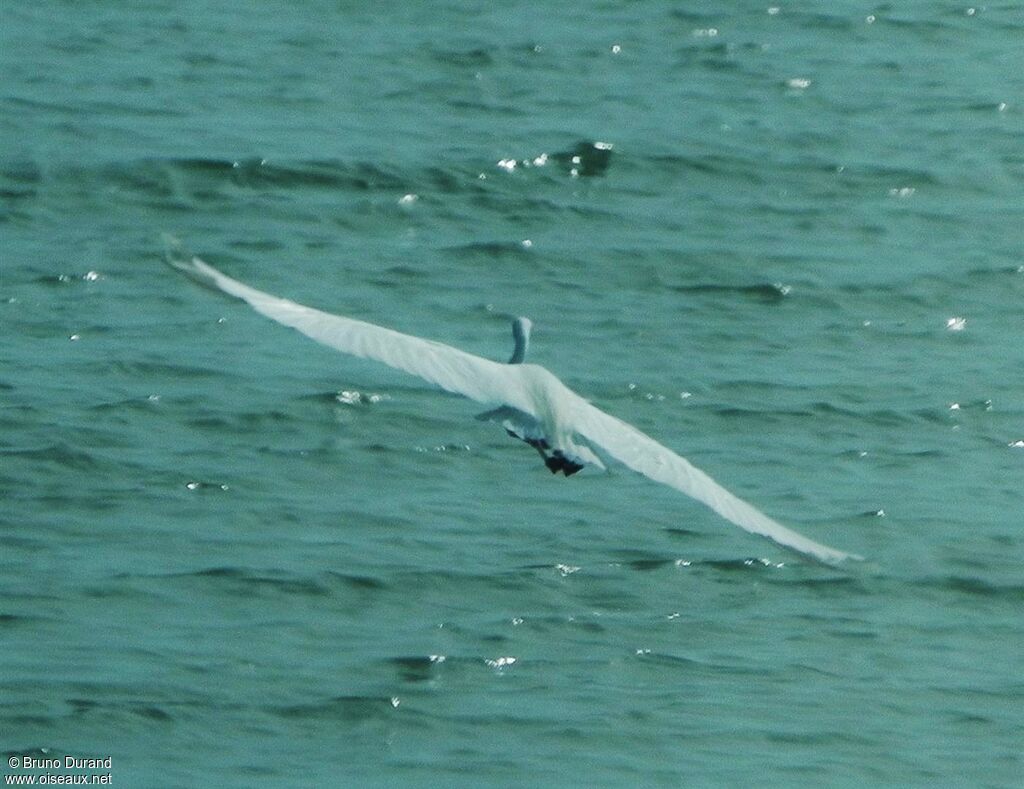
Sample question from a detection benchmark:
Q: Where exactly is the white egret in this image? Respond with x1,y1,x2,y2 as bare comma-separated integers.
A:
165,239,861,565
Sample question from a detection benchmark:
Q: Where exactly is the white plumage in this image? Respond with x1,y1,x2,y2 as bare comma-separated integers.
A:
166,238,861,565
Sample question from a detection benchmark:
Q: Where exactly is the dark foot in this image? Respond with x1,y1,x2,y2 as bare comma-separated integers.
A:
544,452,584,476
562,461,584,476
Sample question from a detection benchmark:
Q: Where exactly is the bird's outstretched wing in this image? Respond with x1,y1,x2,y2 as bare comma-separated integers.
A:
567,393,861,565
166,237,860,564
164,238,532,413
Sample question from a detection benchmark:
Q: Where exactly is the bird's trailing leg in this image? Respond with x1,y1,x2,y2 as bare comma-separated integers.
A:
505,429,582,476
546,450,584,477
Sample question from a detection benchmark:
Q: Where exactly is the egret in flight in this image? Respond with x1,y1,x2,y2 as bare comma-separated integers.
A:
165,238,860,565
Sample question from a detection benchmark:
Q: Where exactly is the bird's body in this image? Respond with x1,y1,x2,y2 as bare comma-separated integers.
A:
165,238,861,565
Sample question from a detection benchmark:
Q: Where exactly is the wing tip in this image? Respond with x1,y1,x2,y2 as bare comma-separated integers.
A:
809,546,865,567
161,234,225,293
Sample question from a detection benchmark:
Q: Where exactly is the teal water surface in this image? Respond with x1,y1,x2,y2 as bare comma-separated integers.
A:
2,2,1023,786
